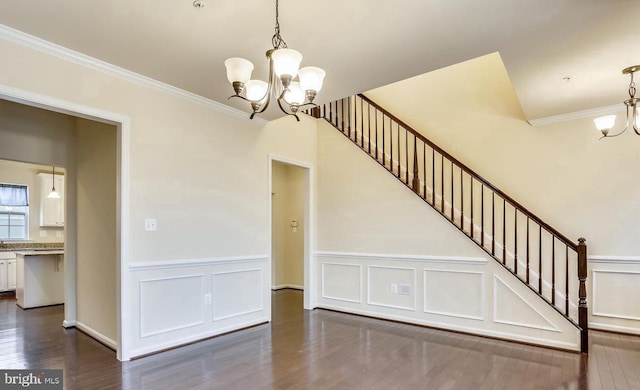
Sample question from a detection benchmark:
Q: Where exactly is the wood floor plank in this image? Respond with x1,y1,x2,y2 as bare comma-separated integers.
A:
2,290,640,389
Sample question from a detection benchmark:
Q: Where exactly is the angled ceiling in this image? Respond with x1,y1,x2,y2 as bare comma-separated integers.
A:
0,0,638,121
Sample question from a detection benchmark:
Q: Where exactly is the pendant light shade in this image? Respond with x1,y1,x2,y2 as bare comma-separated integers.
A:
224,58,254,84
284,82,305,106
271,48,303,79
47,166,61,199
246,80,269,102
299,66,326,93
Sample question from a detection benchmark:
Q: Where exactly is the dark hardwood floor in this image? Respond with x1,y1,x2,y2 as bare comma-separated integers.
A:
1,290,639,389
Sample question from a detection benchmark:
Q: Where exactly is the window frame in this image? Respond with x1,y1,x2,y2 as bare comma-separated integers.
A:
0,183,30,241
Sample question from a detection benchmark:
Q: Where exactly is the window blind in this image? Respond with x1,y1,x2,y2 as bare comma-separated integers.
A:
0,184,29,206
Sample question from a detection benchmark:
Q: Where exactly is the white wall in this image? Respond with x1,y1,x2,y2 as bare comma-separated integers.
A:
271,161,304,289
363,52,640,335
0,158,66,243
75,118,117,344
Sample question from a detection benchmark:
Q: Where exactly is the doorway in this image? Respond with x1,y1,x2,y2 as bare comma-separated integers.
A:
0,89,128,360
269,156,314,311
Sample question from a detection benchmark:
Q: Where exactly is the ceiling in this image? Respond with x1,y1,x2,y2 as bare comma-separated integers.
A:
0,0,638,121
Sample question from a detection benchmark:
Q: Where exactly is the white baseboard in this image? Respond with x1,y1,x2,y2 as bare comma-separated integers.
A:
272,284,303,291
590,322,640,336
128,317,268,359
75,321,117,351
316,303,580,352
62,319,76,328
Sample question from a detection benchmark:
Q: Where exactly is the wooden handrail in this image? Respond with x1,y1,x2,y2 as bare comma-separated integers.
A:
358,94,578,251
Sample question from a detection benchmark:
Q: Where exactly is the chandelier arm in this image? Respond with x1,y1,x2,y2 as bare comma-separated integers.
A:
228,94,251,102
276,96,300,122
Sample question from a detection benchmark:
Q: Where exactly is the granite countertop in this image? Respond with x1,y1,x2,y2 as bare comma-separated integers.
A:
0,243,64,253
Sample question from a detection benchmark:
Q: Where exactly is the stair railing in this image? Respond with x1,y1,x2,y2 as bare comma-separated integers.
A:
308,94,588,353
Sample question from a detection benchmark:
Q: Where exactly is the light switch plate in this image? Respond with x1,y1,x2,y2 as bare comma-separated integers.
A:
145,218,157,231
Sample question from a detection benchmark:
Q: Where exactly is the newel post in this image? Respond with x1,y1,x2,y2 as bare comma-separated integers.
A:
577,237,588,354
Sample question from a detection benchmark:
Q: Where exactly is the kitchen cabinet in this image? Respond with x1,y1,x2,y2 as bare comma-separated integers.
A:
7,259,16,290
0,260,6,291
38,173,65,227
0,252,17,292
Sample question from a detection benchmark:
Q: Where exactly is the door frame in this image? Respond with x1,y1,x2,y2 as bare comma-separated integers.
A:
268,154,315,310
0,84,131,361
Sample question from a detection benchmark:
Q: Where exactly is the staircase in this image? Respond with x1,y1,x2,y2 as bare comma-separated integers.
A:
308,94,589,353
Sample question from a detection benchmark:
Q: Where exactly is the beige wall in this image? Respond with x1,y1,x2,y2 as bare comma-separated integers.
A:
75,118,117,341
364,52,640,256
0,158,66,243
272,161,304,288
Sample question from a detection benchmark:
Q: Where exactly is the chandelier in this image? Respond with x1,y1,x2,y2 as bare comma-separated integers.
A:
223,0,325,121
593,65,640,138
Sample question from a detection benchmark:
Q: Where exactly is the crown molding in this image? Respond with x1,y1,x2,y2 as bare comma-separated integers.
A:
0,24,267,126
527,104,625,127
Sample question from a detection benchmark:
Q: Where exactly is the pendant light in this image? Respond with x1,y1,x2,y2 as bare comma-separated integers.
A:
47,166,60,199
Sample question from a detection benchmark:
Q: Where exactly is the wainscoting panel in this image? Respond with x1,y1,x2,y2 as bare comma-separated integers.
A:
424,270,484,320
493,276,558,332
212,269,264,321
592,270,640,321
321,263,362,303
367,266,416,311
140,274,205,338
128,255,269,358
588,259,640,335
316,252,580,351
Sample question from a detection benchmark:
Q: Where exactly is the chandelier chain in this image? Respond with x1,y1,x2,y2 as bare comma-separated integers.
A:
629,72,636,99
271,0,288,49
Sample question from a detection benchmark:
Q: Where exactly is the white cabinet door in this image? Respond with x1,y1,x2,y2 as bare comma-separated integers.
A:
0,260,7,292
7,259,16,290
39,173,65,227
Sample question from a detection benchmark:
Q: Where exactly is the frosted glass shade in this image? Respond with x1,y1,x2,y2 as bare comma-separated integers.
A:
594,115,616,131
284,82,305,105
47,190,61,199
245,80,268,102
299,66,326,92
224,58,254,83
271,49,302,78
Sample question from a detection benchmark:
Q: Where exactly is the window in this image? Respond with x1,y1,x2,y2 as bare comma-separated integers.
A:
0,184,29,240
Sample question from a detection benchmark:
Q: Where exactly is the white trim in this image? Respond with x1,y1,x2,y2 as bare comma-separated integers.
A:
0,84,130,361
128,255,269,271
315,251,487,265
588,255,640,264
128,318,268,359
75,321,118,351
527,104,624,127
321,262,363,304
62,320,76,328
366,265,416,311
492,275,560,332
590,322,640,336
272,284,303,290
139,274,205,338
268,154,315,311
0,24,267,126
316,304,579,351
423,269,485,321
592,269,640,321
